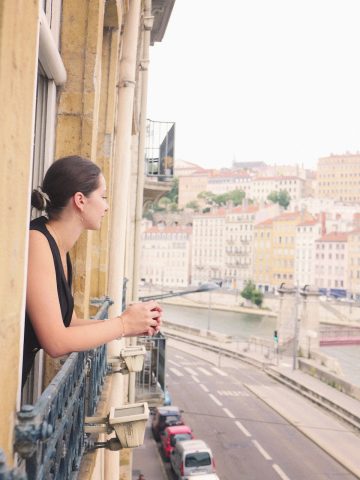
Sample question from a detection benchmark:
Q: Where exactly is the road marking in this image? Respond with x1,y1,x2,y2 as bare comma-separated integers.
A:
272,463,291,480
200,384,209,392
209,394,223,406
217,390,249,397
211,367,228,377
197,367,212,376
192,376,200,384
167,359,179,366
252,439,272,460
184,367,198,376
169,367,183,377
223,408,235,418
235,421,251,437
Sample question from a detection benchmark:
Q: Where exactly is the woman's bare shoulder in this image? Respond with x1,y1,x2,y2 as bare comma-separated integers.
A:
28,229,53,266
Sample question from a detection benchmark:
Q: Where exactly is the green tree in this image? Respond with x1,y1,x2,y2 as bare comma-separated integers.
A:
267,189,291,209
241,280,264,307
227,189,246,206
185,200,200,211
166,177,179,203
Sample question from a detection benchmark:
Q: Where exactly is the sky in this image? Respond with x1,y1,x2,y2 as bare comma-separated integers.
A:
147,0,360,171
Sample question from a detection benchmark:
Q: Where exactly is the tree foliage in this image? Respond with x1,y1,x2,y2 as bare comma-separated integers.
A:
241,280,264,307
267,189,291,209
197,189,246,207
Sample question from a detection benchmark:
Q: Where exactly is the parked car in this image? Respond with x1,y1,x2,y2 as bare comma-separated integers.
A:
161,425,193,459
151,405,184,441
170,439,216,479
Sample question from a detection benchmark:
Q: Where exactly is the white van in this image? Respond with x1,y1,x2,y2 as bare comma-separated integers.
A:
170,439,216,479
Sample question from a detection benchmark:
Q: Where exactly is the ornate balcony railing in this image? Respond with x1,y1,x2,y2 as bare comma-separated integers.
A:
14,296,113,480
135,333,166,408
145,119,175,181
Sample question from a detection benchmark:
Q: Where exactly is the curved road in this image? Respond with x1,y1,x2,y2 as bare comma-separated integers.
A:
161,339,358,480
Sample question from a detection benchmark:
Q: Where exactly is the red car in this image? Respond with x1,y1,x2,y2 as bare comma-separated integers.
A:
161,424,194,459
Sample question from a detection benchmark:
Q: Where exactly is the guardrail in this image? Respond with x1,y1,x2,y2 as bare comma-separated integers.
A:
14,296,113,480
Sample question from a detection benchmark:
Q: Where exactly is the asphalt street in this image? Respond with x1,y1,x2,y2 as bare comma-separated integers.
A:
162,340,359,480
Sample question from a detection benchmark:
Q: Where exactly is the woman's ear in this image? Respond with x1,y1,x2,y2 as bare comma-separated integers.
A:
73,192,86,211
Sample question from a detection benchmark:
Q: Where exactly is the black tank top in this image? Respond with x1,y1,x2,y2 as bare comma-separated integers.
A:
22,216,74,387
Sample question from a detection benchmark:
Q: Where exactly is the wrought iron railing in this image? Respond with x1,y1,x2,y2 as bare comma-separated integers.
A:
14,297,113,480
145,119,175,180
135,333,166,407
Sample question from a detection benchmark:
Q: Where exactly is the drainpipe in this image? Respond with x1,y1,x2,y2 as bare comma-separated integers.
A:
106,2,141,479
129,0,153,362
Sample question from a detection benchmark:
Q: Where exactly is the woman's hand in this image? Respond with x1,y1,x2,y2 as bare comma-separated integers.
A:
120,301,163,337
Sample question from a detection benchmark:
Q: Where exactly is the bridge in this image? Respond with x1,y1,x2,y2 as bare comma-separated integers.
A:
320,324,360,346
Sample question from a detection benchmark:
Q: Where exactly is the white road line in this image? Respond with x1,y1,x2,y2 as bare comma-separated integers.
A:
169,367,183,377
235,420,251,437
272,463,291,480
223,408,235,418
167,359,179,366
184,367,198,376
209,394,223,406
192,376,200,384
200,384,209,392
252,440,272,461
211,367,228,377
197,367,212,376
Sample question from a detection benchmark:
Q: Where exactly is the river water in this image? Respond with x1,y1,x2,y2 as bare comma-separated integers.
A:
163,303,360,387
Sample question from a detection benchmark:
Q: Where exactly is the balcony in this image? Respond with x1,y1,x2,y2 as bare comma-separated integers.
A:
12,297,150,479
144,119,175,204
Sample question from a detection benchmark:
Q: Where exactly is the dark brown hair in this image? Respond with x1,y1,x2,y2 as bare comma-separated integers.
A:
31,156,101,219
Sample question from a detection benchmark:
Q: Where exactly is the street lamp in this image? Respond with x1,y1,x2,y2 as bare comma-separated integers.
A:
139,282,221,302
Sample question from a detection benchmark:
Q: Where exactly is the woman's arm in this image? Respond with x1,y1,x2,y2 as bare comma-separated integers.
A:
26,231,162,358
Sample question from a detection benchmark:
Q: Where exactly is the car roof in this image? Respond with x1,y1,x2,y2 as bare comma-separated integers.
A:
189,475,219,480
176,439,209,451
164,425,192,434
157,406,181,415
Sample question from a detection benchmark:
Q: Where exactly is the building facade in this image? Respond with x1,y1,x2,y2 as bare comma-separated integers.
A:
317,153,360,202
192,209,226,285
294,217,322,288
140,225,192,288
0,1,175,478
251,176,305,203
314,232,349,291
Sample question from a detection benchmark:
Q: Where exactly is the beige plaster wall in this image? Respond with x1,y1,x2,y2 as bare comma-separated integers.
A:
0,0,39,463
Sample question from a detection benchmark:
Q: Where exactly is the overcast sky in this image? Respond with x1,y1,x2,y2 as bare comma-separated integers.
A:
147,0,360,171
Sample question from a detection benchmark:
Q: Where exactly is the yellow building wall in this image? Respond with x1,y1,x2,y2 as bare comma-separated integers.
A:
253,225,273,287
0,0,39,464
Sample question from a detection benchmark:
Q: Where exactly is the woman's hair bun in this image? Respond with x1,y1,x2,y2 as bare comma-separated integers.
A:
31,188,50,211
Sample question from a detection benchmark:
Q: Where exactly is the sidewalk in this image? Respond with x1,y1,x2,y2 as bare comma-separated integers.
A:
132,419,168,480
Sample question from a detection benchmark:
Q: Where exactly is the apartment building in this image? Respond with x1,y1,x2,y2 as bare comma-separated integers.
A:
207,170,252,197
223,204,281,289
317,153,360,202
251,176,305,202
271,211,313,285
347,230,360,297
253,218,274,292
0,1,175,478
192,208,226,285
314,232,348,290
141,225,192,288
178,170,210,208
295,217,322,288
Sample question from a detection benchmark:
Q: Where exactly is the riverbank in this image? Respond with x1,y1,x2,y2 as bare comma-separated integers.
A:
158,292,277,317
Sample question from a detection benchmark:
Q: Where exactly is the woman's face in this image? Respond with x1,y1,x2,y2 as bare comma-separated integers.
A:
83,174,109,229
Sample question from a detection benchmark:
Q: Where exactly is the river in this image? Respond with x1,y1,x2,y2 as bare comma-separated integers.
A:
163,303,360,387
